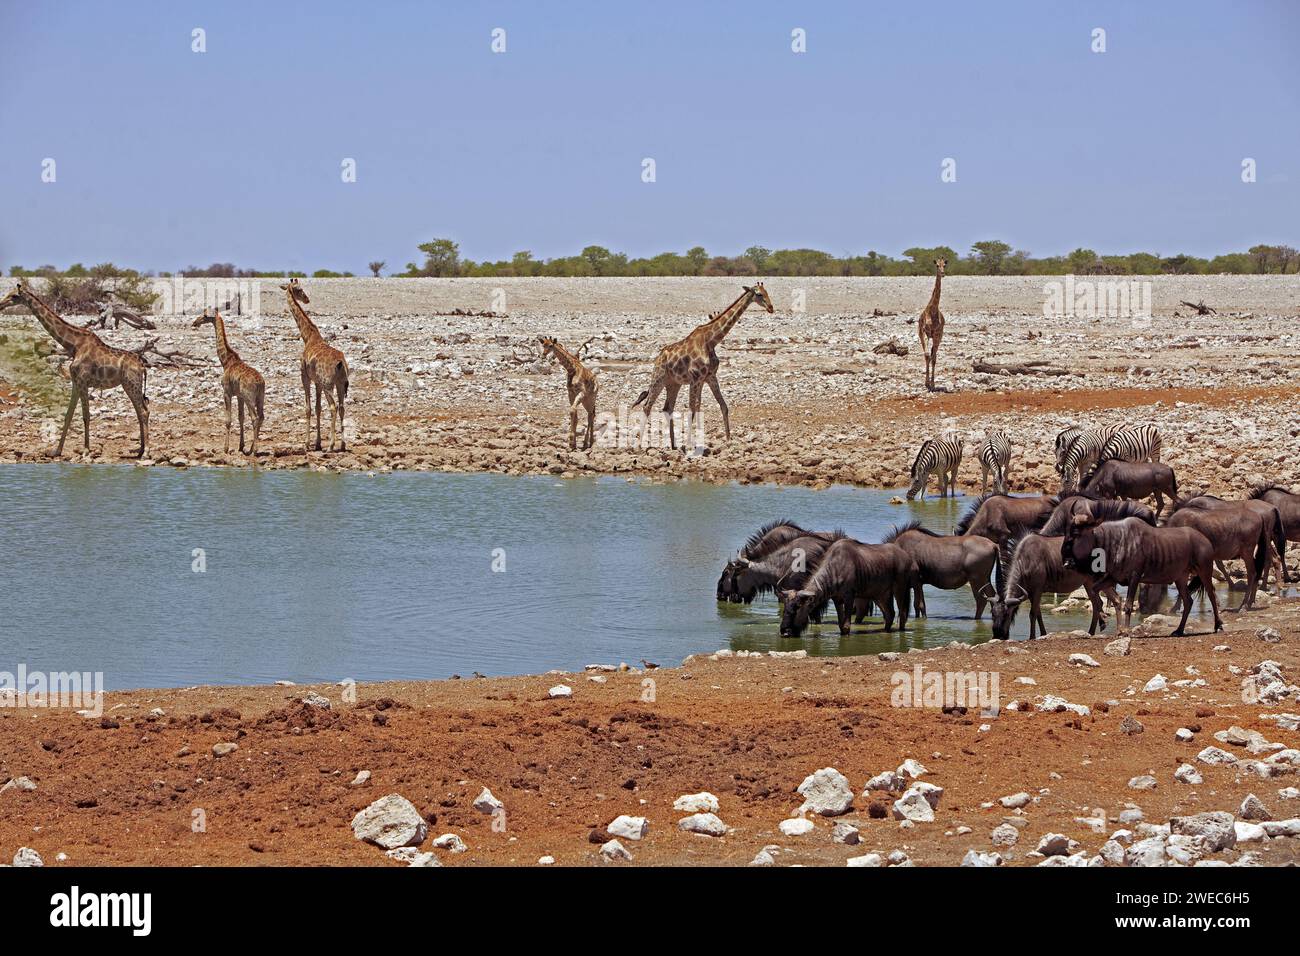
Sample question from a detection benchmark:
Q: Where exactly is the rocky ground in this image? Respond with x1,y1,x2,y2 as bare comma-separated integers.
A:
0,275,1296,493
3,596,1300,867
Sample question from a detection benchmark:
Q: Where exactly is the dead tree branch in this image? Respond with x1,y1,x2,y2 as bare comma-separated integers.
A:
872,337,908,356
1179,300,1216,315
972,358,1074,377
130,338,210,369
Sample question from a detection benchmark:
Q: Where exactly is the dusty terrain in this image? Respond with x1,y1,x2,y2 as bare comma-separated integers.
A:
3,596,1299,867
0,275,1296,493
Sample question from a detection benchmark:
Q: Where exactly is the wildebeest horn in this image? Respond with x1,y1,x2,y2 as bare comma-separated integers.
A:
1010,584,1028,602
979,583,997,598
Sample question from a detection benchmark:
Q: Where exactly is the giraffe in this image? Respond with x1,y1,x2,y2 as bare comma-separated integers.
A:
538,336,598,450
630,282,774,448
280,278,349,452
918,257,946,391
0,278,150,457
192,307,266,455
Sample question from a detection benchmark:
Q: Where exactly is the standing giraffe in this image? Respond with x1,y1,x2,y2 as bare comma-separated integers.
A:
918,257,946,391
0,278,150,457
280,278,349,452
538,336,598,450
192,307,266,455
631,282,774,448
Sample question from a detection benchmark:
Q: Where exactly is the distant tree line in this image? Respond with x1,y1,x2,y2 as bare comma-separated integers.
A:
8,242,1298,282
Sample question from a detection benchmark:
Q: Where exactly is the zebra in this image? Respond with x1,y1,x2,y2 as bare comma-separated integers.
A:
979,430,1013,495
1053,426,1083,473
906,435,962,500
1057,423,1127,488
1096,423,1162,465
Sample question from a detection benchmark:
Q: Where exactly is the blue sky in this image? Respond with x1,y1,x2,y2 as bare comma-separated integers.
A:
1,0,1296,272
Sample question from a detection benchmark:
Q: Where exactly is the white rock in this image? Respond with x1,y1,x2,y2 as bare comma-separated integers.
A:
301,692,331,709
1035,833,1071,856
1234,822,1267,844
351,794,429,850
990,823,1020,846
1143,674,1168,693
1196,746,1238,766
1171,811,1237,852
1240,793,1271,821
600,839,632,862
847,853,885,867
1278,787,1300,800
672,792,719,814
473,787,504,815
1261,818,1300,837
832,822,861,845
796,767,855,817
607,815,648,840
961,849,1003,867
386,847,440,867
1128,775,1158,791
1036,695,1090,716
749,849,776,866
1125,836,1168,867
1104,636,1131,657
999,791,1032,809
432,833,467,853
548,684,572,698
0,776,37,794
349,770,371,787
1069,653,1100,668
779,817,815,837
1174,764,1203,785
892,788,936,823
864,770,906,792
538,855,555,865
12,847,43,867
897,758,929,779
1175,728,1195,742
678,813,728,837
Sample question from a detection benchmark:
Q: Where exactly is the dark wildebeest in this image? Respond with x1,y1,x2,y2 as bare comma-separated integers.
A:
1177,494,1289,590
1038,494,1156,537
990,531,1113,640
779,538,917,637
953,492,1056,545
717,520,832,601
1079,459,1178,518
1061,514,1223,636
1250,483,1300,561
1165,500,1269,611
729,533,875,623
882,520,998,620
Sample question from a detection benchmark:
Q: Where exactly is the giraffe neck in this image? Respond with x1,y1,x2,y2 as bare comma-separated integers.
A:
18,288,91,353
548,345,581,377
211,315,234,367
286,289,323,344
702,288,756,350
927,272,943,310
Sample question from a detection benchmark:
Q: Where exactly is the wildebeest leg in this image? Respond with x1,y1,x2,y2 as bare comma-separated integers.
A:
880,595,896,632
971,581,987,621
1171,578,1193,636
894,583,910,631
914,582,926,617
1084,584,1104,635
1034,597,1049,639
834,597,849,635
1205,565,1224,632
1153,490,1164,520
1238,542,1259,612
1027,592,1040,640
1125,579,1140,628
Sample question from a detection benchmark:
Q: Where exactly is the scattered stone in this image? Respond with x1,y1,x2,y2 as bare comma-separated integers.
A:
1036,695,1090,716
1143,674,1168,693
1278,787,1300,801
847,853,885,867
1257,627,1282,644
864,770,905,792
1196,746,1239,766
547,684,572,699
0,776,37,794
749,849,776,866
1035,833,1071,857
961,849,1003,867
607,815,648,841
887,850,911,866
673,792,719,814
1174,764,1204,785
990,823,1020,847
999,792,1032,809
779,817,815,837
1170,811,1237,852
12,847,43,867
1128,775,1158,791
1239,794,1271,821
351,794,429,850
678,813,728,837
1118,808,1145,826
301,692,331,709
432,833,468,853
386,846,439,867
796,767,855,817
1069,653,1100,668
349,770,371,788
538,855,555,865
897,758,929,779
831,822,861,845
473,787,504,815
1125,836,1168,867
1104,636,1131,657
1261,819,1300,837
1120,716,1144,736
211,742,238,757
892,788,936,823
1175,728,1195,742
600,839,632,862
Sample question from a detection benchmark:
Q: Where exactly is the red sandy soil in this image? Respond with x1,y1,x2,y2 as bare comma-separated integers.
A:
3,600,1299,867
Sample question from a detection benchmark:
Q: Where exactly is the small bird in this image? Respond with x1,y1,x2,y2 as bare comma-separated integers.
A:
640,659,660,670
472,671,487,680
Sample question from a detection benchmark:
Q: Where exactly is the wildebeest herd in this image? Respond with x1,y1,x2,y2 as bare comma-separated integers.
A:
718,422,1300,642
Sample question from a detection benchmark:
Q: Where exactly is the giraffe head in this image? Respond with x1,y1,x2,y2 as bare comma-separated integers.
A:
280,278,310,305
934,258,947,276
537,335,560,360
191,307,219,329
745,282,775,313
0,278,32,311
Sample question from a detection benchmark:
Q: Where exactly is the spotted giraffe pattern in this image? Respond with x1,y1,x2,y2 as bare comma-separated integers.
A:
0,278,150,457
918,258,946,391
193,308,266,455
631,282,774,448
538,336,598,450
281,278,350,452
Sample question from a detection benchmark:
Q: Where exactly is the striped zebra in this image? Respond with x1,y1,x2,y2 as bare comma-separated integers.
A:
1058,425,1123,490
979,430,1013,495
906,435,962,500
1096,423,1162,465
1053,426,1083,472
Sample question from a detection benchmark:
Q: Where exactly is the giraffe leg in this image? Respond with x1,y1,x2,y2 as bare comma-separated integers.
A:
301,366,312,452
336,381,347,452
584,396,596,450
705,375,730,441
122,381,149,459
322,387,339,452
80,388,91,451
567,391,579,451
237,396,246,454
315,383,324,451
224,392,233,454
662,383,681,449
249,394,261,456
687,379,704,448
55,384,80,457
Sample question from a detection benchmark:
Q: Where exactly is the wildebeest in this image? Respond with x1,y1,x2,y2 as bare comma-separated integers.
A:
1165,500,1269,611
1038,494,1156,537
991,531,1113,640
1061,514,1223,635
953,492,1056,544
1177,494,1290,590
1079,459,1179,518
882,520,997,619
1250,484,1300,550
779,538,917,637
717,520,832,600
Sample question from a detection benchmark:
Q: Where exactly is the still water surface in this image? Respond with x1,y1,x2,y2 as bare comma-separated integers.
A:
0,465,1209,689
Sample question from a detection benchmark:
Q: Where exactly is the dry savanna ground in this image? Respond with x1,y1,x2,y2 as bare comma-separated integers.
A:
0,275,1296,494
2,596,1299,867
